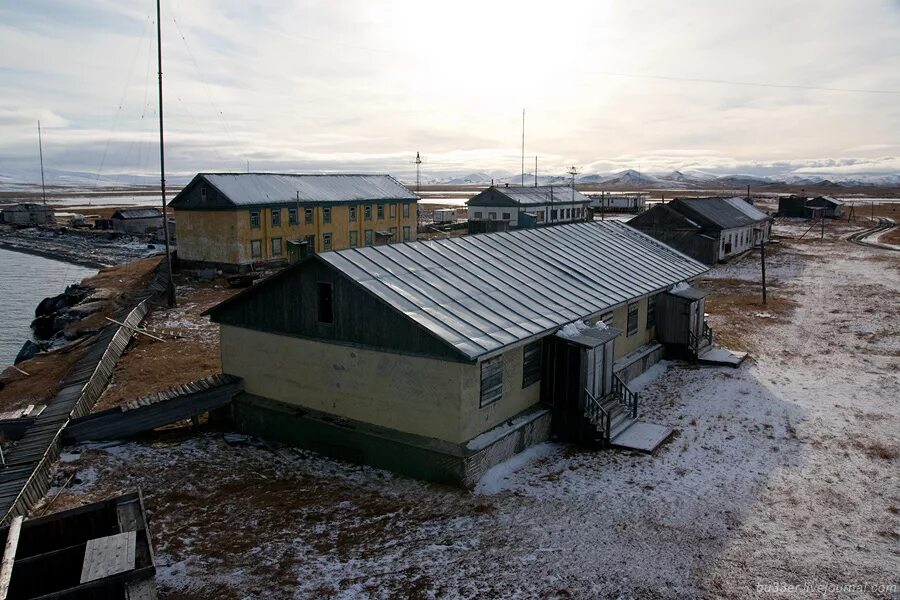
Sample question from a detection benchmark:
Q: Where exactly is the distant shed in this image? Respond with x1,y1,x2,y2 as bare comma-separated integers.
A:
806,196,843,218
0,203,55,226
111,208,163,234
778,196,808,217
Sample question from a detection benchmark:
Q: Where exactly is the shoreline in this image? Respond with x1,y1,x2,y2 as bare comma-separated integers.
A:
0,240,108,269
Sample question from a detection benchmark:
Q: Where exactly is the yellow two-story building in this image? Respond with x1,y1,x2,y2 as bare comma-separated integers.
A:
169,173,419,271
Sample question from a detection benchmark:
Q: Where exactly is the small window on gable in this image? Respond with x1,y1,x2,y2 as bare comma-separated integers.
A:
317,282,334,324
200,186,207,200
480,356,503,407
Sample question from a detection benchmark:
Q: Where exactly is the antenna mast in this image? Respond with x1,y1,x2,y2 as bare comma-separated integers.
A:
521,109,525,187
37,121,47,206
415,151,422,193
157,0,176,307
568,165,578,202
534,156,538,187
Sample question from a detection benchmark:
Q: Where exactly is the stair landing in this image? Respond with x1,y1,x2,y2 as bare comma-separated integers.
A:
698,346,747,367
609,421,673,453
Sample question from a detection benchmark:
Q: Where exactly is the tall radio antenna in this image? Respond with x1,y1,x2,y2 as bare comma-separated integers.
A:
534,156,538,187
521,109,525,187
157,0,176,307
37,121,47,206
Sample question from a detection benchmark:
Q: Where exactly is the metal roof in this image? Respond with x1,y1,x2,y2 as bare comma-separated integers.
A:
112,208,162,220
172,173,418,208
319,221,708,360
467,185,592,207
670,197,769,230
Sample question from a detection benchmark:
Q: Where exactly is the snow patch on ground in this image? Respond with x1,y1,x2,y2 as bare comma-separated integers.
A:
475,443,561,495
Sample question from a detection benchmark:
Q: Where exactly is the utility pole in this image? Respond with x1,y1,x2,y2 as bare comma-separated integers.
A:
820,211,825,239
534,156,538,187
157,0,176,307
758,228,767,305
37,121,47,206
521,109,525,187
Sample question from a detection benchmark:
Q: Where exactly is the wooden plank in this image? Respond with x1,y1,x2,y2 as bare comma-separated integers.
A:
0,515,22,599
80,531,136,584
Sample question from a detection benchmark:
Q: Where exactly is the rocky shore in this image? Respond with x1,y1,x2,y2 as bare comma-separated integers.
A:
0,224,161,268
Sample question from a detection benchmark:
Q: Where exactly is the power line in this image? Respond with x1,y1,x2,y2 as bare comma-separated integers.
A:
590,69,900,95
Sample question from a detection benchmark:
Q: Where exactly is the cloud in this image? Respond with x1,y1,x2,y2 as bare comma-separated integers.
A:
0,0,898,182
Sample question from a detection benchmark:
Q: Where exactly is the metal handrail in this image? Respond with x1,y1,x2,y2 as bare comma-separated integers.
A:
688,328,699,358
612,373,639,419
584,388,611,443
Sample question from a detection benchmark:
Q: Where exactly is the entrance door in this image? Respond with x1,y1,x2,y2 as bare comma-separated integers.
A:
688,300,703,342
590,340,614,399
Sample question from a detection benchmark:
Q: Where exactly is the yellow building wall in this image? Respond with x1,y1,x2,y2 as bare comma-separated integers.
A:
458,344,542,443
175,201,417,265
583,296,656,360
220,325,469,444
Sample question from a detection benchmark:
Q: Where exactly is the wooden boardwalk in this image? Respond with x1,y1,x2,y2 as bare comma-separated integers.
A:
65,373,243,444
0,301,150,526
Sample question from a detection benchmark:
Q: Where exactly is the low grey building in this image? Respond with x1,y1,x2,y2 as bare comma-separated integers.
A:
466,185,591,231
110,208,163,234
806,196,843,218
0,203,55,226
628,197,771,264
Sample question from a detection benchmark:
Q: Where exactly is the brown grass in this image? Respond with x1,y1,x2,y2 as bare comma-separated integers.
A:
863,442,899,461
879,226,900,246
92,279,239,411
699,277,799,353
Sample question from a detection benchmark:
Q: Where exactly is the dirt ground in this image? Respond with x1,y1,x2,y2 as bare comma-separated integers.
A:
36,219,900,599
93,277,239,411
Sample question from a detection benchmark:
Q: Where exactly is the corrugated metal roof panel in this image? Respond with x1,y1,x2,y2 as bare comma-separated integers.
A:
199,173,418,206
672,197,769,230
112,208,162,220
319,221,708,360
468,186,592,207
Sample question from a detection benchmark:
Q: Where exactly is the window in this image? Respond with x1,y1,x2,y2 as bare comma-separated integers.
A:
377,204,385,219
364,229,373,245
200,186,207,200
389,226,397,240
390,203,396,218
403,225,411,241
349,206,357,222
488,212,496,220
551,209,558,220
474,211,483,219
349,230,358,247
323,232,332,251
317,282,333,323
403,203,410,218
305,208,313,224
522,340,542,388
250,239,262,258
600,312,614,327
364,205,372,220
480,356,503,407
288,208,298,225
271,208,281,227
627,302,639,336
536,210,544,222
250,210,261,229
502,212,511,220
646,295,657,330
271,237,282,256
323,207,331,224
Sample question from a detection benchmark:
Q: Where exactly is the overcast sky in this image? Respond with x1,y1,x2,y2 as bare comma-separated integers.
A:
1,0,899,181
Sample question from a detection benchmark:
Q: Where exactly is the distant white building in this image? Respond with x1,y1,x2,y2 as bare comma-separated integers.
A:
466,185,591,230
